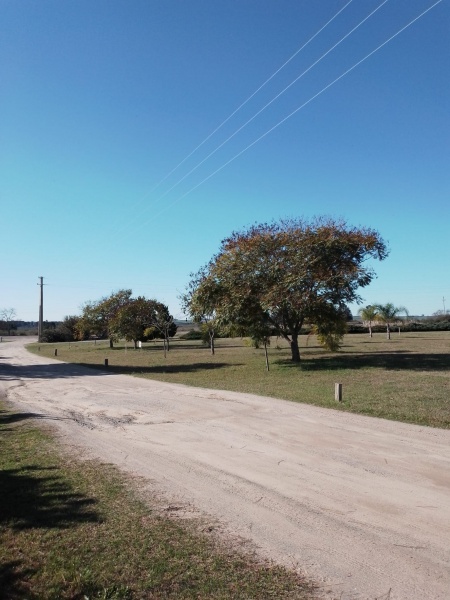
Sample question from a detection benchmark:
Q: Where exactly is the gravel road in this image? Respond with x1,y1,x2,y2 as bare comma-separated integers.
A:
1,337,449,600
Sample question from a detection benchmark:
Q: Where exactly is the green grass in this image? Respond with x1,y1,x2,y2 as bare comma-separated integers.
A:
27,331,450,428
0,400,316,599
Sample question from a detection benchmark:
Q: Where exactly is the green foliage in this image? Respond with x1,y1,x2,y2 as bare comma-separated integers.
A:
184,217,387,362
374,302,408,339
110,297,157,348
76,292,176,351
358,305,379,337
313,318,347,352
77,290,133,345
39,316,82,343
358,305,378,322
179,329,203,340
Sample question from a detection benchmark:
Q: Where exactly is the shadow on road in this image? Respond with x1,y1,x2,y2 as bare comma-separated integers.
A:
0,359,234,381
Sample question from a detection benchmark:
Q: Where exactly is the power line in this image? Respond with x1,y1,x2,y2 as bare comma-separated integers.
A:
127,0,389,224
109,1,354,236
135,0,443,229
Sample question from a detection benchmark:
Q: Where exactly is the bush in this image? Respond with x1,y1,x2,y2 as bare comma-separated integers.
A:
40,329,71,343
179,329,203,341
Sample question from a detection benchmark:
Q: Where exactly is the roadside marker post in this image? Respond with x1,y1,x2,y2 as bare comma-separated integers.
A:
335,383,343,402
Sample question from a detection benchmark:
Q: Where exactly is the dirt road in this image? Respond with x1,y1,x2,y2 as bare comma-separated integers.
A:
1,337,449,600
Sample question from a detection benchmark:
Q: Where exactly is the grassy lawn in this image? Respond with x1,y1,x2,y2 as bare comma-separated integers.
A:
27,331,450,428
0,400,315,599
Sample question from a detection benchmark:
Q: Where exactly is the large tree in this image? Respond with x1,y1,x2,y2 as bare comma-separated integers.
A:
109,297,157,349
181,266,219,355
185,218,387,362
76,290,132,347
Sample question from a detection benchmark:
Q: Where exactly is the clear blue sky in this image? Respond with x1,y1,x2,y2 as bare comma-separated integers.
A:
1,0,449,321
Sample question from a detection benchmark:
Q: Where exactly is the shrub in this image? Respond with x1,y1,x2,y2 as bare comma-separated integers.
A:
179,329,203,340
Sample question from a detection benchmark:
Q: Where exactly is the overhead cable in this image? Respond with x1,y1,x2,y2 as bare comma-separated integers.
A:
141,0,389,209
139,0,442,227
109,1,354,235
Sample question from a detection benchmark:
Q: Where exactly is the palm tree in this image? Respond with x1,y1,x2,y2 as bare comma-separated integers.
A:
358,305,378,337
374,303,408,339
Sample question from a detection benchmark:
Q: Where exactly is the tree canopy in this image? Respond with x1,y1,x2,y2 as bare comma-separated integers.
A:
76,290,176,350
184,218,388,362
76,289,132,347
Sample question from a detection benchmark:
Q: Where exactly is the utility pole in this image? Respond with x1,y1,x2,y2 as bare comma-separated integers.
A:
38,276,44,342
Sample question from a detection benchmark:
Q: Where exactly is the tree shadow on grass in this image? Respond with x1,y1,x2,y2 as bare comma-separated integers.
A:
0,561,39,600
1,409,101,599
1,471,99,599
1,463,99,530
276,352,450,372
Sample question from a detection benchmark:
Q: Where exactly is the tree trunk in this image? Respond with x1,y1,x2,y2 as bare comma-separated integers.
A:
166,334,170,351
369,323,373,338
210,332,215,355
387,324,391,340
134,340,137,349
290,335,301,362
109,338,114,349
264,341,269,371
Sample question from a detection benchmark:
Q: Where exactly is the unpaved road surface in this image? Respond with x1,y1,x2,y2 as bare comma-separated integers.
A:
1,337,450,600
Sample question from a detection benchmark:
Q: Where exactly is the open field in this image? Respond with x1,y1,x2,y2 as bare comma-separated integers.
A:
0,399,315,599
28,331,450,428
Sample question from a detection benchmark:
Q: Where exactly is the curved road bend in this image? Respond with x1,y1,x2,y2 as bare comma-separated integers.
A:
1,337,449,600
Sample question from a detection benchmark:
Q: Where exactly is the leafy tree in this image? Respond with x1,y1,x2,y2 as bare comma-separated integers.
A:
110,298,176,352
185,218,387,362
247,319,273,371
374,303,408,339
59,315,81,341
109,297,156,349
151,302,177,357
358,305,378,337
181,267,219,355
76,290,132,347
310,305,349,351
0,308,17,335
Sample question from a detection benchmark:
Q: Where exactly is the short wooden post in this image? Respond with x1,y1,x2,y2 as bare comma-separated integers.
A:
54,349,57,356
335,383,343,402
104,358,109,367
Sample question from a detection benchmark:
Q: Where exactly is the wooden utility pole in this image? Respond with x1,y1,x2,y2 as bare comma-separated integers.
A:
38,276,44,342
